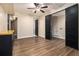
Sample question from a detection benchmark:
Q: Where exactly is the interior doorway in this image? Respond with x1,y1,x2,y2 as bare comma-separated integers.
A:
35,20,38,36
11,17,17,39
51,10,65,40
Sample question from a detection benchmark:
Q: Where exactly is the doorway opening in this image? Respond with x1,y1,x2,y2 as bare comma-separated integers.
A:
51,10,65,40
35,20,38,37
11,17,17,39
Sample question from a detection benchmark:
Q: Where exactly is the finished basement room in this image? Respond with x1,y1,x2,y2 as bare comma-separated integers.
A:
0,3,79,56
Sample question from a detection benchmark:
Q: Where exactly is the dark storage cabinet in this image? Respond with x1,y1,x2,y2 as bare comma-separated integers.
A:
65,4,78,49
0,35,13,56
45,15,52,39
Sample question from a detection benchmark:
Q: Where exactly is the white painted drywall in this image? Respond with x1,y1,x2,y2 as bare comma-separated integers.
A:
15,12,34,39
51,12,65,39
38,15,45,38
0,6,7,32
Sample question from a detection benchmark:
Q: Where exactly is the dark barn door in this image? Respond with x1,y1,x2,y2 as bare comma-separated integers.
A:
45,15,52,39
65,4,78,49
35,20,38,36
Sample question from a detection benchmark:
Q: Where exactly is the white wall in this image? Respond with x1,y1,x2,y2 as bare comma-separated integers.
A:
38,16,45,38
0,6,7,32
15,12,34,39
51,14,65,39
37,10,65,40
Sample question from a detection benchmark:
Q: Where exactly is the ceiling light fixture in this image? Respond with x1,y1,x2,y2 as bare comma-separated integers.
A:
27,3,48,13
36,8,40,11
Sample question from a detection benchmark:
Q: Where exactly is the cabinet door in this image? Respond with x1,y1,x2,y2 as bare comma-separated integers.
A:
45,15,52,39
0,35,12,56
65,4,78,49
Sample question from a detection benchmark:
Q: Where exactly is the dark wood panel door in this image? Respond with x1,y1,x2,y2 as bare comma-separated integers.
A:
45,15,52,39
35,20,38,36
65,4,78,49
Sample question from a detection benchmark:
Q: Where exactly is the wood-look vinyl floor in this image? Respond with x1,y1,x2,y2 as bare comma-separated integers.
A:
13,37,79,56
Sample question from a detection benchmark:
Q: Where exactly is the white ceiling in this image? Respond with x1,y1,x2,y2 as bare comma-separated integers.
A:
0,3,14,14
13,3,67,17
52,10,65,16
0,3,75,17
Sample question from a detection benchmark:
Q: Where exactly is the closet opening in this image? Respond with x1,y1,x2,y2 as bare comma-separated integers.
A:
51,10,65,40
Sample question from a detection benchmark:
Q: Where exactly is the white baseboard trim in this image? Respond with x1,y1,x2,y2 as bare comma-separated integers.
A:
39,35,45,38
17,35,34,39
53,36,65,40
